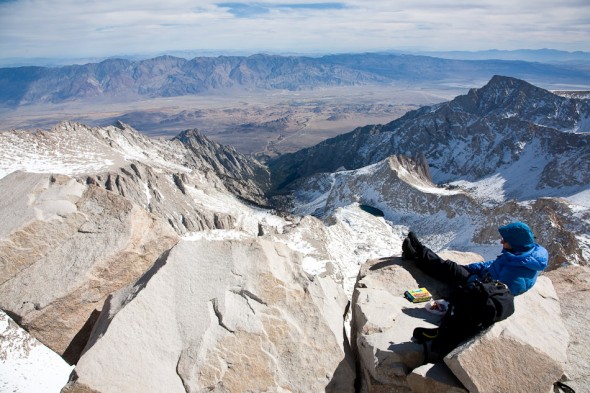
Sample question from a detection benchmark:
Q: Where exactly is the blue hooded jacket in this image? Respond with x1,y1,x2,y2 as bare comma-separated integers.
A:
464,244,548,295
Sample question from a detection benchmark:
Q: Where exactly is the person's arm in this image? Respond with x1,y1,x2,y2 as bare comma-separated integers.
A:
495,273,527,295
463,260,493,276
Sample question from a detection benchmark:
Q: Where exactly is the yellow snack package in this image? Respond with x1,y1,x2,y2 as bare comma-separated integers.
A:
404,287,432,303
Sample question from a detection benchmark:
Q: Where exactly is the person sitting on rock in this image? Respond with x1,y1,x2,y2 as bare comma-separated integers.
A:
402,221,548,361
403,221,548,295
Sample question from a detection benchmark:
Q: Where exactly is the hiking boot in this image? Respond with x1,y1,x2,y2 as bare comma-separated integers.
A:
402,238,418,260
407,231,425,255
402,231,426,260
412,327,439,343
421,340,444,364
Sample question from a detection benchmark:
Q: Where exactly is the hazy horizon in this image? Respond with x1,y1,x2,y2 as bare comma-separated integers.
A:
2,47,590,69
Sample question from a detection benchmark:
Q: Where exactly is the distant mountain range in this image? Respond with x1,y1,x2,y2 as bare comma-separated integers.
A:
1,53,589,107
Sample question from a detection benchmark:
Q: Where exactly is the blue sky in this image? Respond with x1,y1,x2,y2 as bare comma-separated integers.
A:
0,0,589,63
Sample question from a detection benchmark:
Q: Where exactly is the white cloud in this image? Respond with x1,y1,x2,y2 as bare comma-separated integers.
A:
0,0,588,61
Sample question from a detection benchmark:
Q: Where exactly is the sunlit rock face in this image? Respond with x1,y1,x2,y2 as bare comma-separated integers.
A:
0,171,179,359
63,238,354,393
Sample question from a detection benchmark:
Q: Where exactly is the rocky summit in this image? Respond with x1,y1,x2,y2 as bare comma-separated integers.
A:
353,252,571,393
0,76,589,392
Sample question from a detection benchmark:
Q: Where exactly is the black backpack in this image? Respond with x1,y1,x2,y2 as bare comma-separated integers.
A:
432,275,515,355
450,275,515,327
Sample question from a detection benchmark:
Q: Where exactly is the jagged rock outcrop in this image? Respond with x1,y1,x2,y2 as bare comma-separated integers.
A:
0,171,179,362
545,265,590,392
85,162,240,234
62,237,354,393
91,121,270,207
352,252,570,393
269,76,590,200
173,128,271,203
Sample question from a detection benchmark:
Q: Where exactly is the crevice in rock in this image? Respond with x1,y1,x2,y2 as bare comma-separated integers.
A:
351,268,364,393
105,174,115,191
115,175,126,197
167,218,178,231
211,298,235,333
119,167,135,180
175,354,189,393
235,289,267,306
173,173,187,195
130,163,142,179
231,289,267,314
62,308,102,365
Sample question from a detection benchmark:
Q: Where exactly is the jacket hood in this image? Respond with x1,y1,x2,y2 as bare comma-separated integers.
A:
501,244,548,271
498,222,536,253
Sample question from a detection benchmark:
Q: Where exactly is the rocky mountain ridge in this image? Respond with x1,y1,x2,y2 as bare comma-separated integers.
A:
0,121,271,234
1,54,589,106
269,75,590,202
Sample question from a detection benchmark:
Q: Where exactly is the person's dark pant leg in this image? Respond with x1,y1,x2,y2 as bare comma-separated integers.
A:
414,247,471,285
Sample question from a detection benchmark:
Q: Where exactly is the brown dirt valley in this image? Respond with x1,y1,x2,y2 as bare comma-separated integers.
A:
0,85,463,157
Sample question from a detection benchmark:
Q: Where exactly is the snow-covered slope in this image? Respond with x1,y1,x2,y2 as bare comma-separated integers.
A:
289,154,589,268
0,121,269,204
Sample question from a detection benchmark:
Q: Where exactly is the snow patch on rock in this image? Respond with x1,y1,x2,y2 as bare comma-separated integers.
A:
0,310,73,393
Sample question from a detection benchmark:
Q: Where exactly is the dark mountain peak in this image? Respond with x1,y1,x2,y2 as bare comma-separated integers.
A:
486,74,530,88
450,75,558,115
477,75,545,99
174,128,244,158
114,120,128,130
